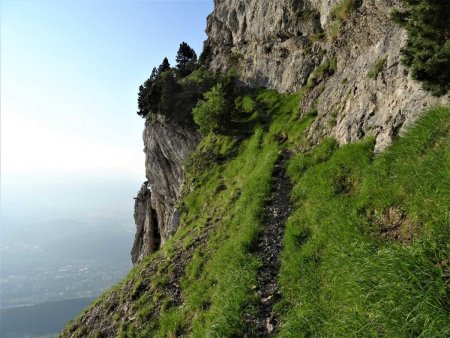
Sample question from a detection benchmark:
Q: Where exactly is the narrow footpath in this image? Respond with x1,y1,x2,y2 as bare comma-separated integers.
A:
247,150,293,336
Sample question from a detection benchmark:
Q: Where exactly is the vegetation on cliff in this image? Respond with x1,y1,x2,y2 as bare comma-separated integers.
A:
136,42,214,121
392,0,450,95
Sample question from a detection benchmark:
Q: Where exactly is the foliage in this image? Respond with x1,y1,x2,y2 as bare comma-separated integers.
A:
137,58,172,117
158,57,171,74
199,44,213,67
235,95,256,114
368,57,387,79
158,71,181,116
192,73,245,135
392,0,450,95
192,84,231,135
176,42,198,78
136,49,214,121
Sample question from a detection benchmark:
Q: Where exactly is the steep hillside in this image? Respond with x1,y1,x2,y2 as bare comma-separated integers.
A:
62,0,449,337
62,91,449,336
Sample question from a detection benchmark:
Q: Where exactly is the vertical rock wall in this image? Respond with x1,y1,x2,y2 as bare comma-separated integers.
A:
131,118,199,264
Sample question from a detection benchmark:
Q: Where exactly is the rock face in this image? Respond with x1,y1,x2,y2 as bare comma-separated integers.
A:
205,0,447,151
131,117,199,264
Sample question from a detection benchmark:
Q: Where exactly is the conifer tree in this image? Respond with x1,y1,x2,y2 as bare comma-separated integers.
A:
176,42,198,78
159,71,180,116
199,44,212,66
392,0,450,95
158,57,171,74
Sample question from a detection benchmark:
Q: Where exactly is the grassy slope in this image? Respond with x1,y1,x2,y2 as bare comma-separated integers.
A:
153,90,314,337
280,106,450,337
63,89,449,336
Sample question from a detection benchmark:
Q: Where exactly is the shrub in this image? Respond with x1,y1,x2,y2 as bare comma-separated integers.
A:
193,84,231,135
235,95,256,114
392,0,450,95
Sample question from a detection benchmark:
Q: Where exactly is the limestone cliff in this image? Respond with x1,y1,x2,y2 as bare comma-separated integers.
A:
205,0,447,151
131,117,199,264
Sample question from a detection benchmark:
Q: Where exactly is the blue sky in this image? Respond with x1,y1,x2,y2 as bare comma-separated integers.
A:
1,0,213,181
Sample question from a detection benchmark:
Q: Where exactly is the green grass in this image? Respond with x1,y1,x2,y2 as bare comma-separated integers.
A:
306,57,337,89
368,57,387,79
85,88,313,338
278,105,450,337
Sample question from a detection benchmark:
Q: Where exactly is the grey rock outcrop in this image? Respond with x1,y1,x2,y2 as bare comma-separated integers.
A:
205,0,447,151
131,117,199,264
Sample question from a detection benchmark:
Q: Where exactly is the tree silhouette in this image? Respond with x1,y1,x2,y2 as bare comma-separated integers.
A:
199,44,212,66
158,57,171,74
176,42,198,78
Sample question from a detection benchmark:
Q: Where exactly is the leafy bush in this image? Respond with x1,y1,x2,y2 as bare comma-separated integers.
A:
193,84,231,135
392,0,450,95
235,95,256,114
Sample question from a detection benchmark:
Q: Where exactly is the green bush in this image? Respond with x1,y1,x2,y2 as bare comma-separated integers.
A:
392,0,450,96
235,95,256,114
193,84,231,135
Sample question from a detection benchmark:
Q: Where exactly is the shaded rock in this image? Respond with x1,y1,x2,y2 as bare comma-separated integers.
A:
131,117,200,264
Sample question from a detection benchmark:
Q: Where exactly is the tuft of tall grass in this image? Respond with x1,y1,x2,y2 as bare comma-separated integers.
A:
328,0,359,41
278,105,450,337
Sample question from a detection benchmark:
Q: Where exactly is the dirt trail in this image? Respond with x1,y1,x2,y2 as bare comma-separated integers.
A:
247,150,292,336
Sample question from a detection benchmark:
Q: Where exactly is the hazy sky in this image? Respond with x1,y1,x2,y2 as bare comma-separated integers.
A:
1,0,213,183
